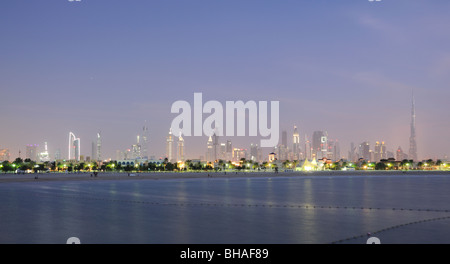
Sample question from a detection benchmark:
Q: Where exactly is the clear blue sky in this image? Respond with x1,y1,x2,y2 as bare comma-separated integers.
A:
1,0,450,160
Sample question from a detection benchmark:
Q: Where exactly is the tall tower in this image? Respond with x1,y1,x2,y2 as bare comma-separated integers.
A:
304,134,312,160
96,132,102,161
142,121,149,159
212,131,219,161
68,132,81,161
177,132,185,161
206,136,213,162
166,128,174,162
409,92,418,161
292,126,300,160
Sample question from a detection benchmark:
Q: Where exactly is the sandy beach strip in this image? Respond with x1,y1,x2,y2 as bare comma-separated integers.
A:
0,170,449,184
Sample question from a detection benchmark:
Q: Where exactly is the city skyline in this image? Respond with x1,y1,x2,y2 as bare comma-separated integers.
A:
1,1,450,161
0,95,444,163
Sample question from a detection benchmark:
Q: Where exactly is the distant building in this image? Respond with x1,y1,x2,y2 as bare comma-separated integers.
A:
0,149,10,162
97,132,102,161
206,136,213,162
166,128,174,162
312,131,328,160
327,139,340,161
39,142,50,162
26,144,38,161
292,126,300,160
409,93,418,161
304,135,312,161
141,122,149,159
232,148,247,162
219,143,226,160
212,133,219,161
348,142,357,162
68,132,81,161
359,142,371,161
54,149,61,161
131,134,141,160
396,147,408,161
250,143,261,162
374,141,387,162
281,130,287,147
225,140,232,161
177,133,185,161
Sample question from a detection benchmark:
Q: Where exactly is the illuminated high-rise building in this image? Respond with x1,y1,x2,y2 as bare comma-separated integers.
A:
304,135,312,160
374,141,387,162
39,142,50,162
206,136,213,162
226,140,232,161
166,128,174,162
177,132,185,161
142,122,149,159
97,132,102,161
68,132,81,161
212,132,219,161
409,92,418,161
220,143,226,160
292,126,300,160
312,131,328,159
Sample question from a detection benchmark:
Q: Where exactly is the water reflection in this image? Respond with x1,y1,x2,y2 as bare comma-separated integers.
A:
1,175,450,243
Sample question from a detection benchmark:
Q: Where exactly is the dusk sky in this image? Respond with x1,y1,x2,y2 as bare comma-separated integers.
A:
1,0,450,161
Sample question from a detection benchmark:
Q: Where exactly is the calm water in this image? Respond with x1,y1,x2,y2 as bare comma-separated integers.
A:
1,174,450,244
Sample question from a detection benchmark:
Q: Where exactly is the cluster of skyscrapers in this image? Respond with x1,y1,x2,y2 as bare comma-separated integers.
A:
0,94,422,164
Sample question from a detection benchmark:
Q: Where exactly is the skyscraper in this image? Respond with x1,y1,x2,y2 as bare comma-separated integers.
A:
250,143,259,162
142,122,149,159
68,132,81,161
166,128,174,162
312,131,328,159
177,133,185,161
281,130,287,147
359,142,371,161
304,135,312,160
26,144,38,161
206,136,213,162
97,132,102,161
292,126,300,160
278,130,288,161
374,141,387,162
397,146,406,161
39,142,50,162
212,132,219,161
226,140,232,161
348,142,357,162
409,92,418,161
92,141,96,161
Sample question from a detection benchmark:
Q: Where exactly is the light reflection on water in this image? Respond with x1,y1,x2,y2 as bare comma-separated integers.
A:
1,174,450,244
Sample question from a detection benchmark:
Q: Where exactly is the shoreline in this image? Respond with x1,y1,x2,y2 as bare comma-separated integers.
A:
1,170,450,184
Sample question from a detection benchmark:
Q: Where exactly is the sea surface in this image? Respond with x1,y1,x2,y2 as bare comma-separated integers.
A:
1,174,450,244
